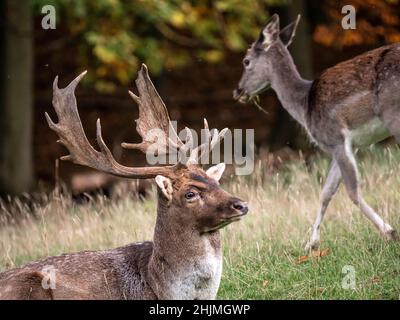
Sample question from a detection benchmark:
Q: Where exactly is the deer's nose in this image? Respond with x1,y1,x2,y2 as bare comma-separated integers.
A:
233,87,244,100
231,201,248,215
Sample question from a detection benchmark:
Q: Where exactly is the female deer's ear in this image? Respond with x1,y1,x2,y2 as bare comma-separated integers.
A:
206,163,226,182
279,15,301,47
258,13,280,47
155,175,173,201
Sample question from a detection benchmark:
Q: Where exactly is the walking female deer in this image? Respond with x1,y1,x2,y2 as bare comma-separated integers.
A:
233,14,398,250
0,65,248,299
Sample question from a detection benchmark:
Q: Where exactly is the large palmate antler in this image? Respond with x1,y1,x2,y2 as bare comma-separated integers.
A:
46,64,227,179
121,64,184,155
45,68,175,179
122,65,227,163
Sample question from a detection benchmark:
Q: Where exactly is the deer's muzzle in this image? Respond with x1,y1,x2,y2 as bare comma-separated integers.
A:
233,88,250,103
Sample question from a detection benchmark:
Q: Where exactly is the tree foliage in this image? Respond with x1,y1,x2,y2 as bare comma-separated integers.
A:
33,0,283,92
314,0,400,48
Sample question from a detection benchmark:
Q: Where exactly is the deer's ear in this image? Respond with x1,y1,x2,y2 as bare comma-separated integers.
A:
155,175,173,201
279,15,301,47
258,13,280,47
206,163,226,182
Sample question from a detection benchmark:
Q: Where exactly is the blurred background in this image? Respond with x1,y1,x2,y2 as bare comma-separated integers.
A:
1,0,400,197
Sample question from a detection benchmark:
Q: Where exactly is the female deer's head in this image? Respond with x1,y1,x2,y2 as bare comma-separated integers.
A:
233,14,300,103
46,65,248,236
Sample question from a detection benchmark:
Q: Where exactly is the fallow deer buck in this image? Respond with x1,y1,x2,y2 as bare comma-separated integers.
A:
234,14,399,250
0,65,248,300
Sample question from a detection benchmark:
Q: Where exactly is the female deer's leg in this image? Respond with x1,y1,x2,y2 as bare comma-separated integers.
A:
333,139,397,240
305,159,342,251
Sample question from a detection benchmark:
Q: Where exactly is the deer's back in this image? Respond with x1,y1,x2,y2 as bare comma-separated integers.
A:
306,43,400,147
0,242,156,300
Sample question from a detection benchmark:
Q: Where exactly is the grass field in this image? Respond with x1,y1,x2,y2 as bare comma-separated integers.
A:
1,146,399,299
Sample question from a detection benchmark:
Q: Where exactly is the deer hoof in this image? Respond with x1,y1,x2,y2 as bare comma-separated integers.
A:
384,229,399,241
305,240,319,252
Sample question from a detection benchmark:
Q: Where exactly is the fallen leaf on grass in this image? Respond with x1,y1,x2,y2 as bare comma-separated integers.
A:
262,280,269,288
296,248,331,264
296,255,310,264
318,287,327,294
311,248,330,258
371,276,380,284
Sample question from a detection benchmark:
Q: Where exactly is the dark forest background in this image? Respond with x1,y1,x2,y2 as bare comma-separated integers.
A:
1,0,400,197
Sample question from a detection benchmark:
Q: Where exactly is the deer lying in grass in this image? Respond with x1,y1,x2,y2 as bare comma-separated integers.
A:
0,65,248,300
234,14,398,250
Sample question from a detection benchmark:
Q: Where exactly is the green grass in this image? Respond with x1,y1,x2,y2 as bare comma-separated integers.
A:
1,146,400,299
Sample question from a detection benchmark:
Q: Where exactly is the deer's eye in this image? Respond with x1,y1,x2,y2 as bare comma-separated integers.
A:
243,59,250,67
185,191,198,200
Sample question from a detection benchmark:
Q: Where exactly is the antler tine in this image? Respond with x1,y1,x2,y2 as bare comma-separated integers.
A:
184,127,194,149
187,119,228,165
203,118,211,141
53,75,59,91
66,70,87,91
46,71,175,179
122,64,183,157
96,119,114,159
128,90,140,104
201,127,228,160
210,128,228,150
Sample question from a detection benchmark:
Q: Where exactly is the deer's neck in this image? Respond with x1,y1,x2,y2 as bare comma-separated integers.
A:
269,47,312,127
148,196,222,300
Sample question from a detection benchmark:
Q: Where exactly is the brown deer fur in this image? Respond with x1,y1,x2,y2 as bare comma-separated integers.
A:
234,14,399,250
0,66,248,299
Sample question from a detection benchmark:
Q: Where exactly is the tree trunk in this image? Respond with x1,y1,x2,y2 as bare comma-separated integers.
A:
0,0,33,196
287,0,313,80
